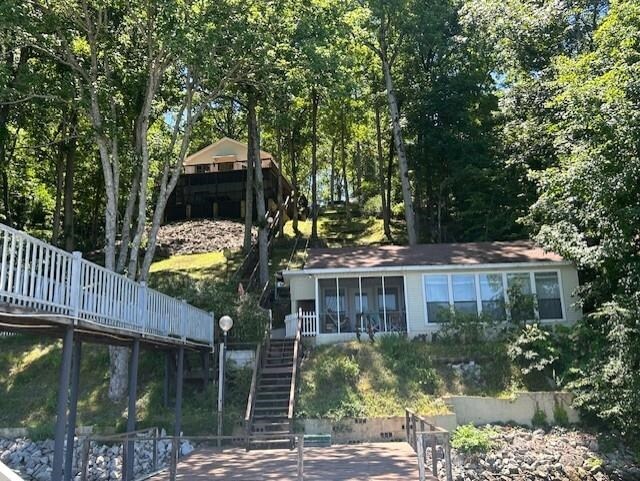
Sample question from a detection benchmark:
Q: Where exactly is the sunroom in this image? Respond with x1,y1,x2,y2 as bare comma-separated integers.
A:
281,241,582,343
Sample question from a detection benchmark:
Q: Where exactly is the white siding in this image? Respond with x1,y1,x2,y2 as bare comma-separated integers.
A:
286,262,582,341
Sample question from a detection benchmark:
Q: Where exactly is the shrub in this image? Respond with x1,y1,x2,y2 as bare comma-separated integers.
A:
377,335,439,393
553,402,569,426
508,324,558,390
532,406,548,427
391,202,405,219
436,310,495,345
451,424,496,454
362,195,382,217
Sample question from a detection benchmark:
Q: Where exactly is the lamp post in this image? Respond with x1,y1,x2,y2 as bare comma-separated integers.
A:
217,315,233,446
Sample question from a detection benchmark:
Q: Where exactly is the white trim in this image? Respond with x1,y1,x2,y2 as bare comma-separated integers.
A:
403,275,410,334
502,272,511,321
283,260,572,277
474,273,482,315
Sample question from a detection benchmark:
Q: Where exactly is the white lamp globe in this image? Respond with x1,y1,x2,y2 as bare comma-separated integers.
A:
219,315,234,333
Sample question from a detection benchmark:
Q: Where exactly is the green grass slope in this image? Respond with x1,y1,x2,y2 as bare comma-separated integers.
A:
0,334,249,436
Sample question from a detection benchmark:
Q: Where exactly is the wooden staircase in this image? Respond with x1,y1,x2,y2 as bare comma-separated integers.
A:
245,323,301,450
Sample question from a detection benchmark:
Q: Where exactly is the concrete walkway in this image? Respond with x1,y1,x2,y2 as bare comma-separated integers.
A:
150,442,431,481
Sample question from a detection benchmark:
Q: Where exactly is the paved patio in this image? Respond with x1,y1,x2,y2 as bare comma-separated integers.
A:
149,442,432,481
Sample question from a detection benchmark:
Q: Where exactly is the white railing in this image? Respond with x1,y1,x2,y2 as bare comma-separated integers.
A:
285,309,318,338
0,223,214,346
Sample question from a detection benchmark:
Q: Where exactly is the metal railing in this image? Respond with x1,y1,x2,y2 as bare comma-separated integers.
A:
0,223,214,346
405,408,453,481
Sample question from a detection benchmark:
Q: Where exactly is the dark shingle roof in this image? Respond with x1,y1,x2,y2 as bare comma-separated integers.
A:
302,241,564,270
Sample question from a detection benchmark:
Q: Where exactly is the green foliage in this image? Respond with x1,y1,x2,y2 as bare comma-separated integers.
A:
508,324,559,390
435,311,495,345
553,402,569,427
297,340,445,420
531,407,548,428
148,273,269,343
451,424,496,454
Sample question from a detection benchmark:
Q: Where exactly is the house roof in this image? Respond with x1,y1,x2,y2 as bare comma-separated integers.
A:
184,137,273,166
296,241,566,272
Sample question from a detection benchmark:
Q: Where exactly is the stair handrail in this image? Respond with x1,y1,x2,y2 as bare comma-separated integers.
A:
244,322,271,448
287,312,303,442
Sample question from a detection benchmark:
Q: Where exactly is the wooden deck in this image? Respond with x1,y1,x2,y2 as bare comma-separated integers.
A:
150,442,434,481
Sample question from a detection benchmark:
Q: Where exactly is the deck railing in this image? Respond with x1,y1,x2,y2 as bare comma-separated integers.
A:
405,408,453,481
285,310,317,337
0,223,214,346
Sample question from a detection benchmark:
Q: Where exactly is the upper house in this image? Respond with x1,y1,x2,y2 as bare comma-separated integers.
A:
281,241,581,344
165,137,298,221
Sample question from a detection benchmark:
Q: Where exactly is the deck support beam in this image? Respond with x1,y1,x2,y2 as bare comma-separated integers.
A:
52,326,74,481
174,347,184,437
202,350,210,392
125,338,140,481
64,341,82,481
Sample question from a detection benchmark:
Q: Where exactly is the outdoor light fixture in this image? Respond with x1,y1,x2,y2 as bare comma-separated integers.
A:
219,315,234,333
267,216,274,226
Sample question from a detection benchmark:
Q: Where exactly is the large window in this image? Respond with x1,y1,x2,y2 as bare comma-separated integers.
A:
479,274,506,320
452,275,477,316
507,273,535,321
535,272,562,319
424,275,450,323
318,276,407,334
423,271,564,323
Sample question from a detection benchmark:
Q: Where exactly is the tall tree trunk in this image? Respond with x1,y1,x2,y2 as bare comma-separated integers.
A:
387,131,394,228
340,112,350,220
52,135,65,245
330,140,336,205
356,141,363,209
379,34,417,245
0,105,12,227
375,103,391,240
63,111,78,252
276,127,284,237
243,121,255,253
310,87,319,241
248,90,269,287
290,128,299,234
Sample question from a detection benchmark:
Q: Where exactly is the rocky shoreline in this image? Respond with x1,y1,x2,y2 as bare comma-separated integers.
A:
0,433,194,481
435,426,640,481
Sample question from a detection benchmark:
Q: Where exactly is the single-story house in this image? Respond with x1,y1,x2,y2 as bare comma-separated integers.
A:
281,241,581,343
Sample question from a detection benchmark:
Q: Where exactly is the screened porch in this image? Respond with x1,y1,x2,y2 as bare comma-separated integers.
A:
316,275,407,335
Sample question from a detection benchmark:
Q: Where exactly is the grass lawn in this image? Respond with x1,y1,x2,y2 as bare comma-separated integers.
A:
0,334,250,437
297,337,516,420
150,249,245,280
284,208,407,247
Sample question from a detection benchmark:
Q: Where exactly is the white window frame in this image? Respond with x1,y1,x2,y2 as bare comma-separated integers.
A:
423,269,566,324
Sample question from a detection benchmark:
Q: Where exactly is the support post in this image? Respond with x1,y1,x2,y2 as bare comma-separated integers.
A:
125,338,140,481
444,433,453,481
163,351,170,408
69,252,82,318
64,341,82,481
175,347,184,437
431,426,438,477
297,435,304,481
52,326,74,481
216,342,225,447
203,350,210,392
416,433,426,481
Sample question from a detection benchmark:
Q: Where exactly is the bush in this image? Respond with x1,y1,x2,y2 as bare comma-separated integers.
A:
362,195,382,217
532,406,548,427
377,335,439,393
436,310,496,344
508,324,559,390
391,202,405,219
451,424,496,454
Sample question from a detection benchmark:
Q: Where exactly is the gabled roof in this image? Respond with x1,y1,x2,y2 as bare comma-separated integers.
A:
184,137,273,166
289,241,567,274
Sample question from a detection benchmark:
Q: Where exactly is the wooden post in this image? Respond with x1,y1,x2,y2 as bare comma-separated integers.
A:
69,251,82,318
80,439,90,481
431,424,438,478
297,435,304,481
152,428,158,472
64,341,82,481
444,433,453,481
416,433,426,481
405,410,410,444
411,414,417,451
169,438,178,481
52,326,74,481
